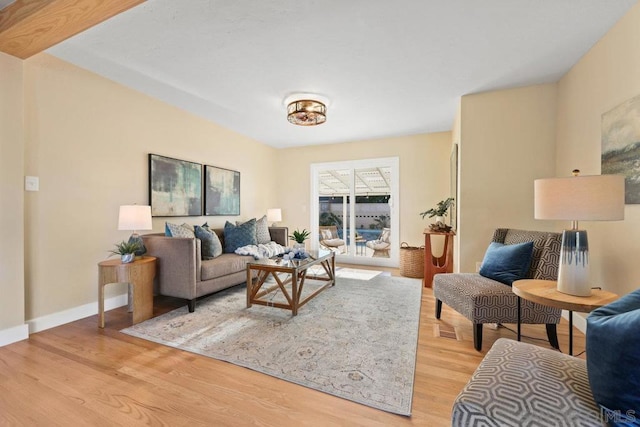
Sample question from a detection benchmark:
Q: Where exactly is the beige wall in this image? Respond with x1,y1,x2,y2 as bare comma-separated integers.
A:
0,52,26,331
458,84,558,273
277,132,452,256
22,54,278,321
556,2,640,296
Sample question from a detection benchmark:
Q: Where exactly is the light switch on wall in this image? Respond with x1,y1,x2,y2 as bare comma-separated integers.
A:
25,176,39,191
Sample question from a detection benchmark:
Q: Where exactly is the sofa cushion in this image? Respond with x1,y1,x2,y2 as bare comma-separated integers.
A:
165,222,195,238
200,253,253,281
194,225,223,260
224,219,257,253
479,241,534,285
586,289,640,426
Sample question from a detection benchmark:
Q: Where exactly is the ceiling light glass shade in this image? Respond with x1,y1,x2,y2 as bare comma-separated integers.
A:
534,173,625,297
287,99,326,126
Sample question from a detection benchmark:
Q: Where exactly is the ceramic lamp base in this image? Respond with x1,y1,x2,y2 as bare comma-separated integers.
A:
557,229,592,297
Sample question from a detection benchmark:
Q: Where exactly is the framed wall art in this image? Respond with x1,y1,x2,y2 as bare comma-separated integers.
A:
204,165,240,216
602,94,640,204
149,154,202,216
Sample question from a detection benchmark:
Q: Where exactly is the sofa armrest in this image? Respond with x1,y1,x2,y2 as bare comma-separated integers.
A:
141,234,198,300
269,227,288,247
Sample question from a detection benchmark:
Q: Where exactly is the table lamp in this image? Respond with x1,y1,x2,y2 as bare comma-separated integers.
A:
118,205,153,256
534,170,624,296
267,208,282,226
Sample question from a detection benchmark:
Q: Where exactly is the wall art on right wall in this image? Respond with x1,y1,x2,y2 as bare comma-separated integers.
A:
602,94,640,204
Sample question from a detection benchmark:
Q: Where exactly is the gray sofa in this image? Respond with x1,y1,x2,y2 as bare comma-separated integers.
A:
142,226,288,312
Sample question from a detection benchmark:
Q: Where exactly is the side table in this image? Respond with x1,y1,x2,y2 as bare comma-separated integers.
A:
513,279,618,355
423,230,455,288
98,256,156,328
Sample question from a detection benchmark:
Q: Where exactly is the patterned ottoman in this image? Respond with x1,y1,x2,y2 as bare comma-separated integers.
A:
452,338,601,427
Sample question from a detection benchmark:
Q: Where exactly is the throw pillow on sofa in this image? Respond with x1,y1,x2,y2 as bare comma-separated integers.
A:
236,216,271,245
586,289,640,426
479,241,534,285
165,222,195,238
194,225,223,260
224,219,257,253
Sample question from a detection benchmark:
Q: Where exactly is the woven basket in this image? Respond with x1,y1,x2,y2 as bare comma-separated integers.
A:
399,242,425,278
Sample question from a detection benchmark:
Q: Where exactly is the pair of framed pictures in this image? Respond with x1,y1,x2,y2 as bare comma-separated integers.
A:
149,154,240,217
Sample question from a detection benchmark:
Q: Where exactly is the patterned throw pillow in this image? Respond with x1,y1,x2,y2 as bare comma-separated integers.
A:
224,219,257,253
255,215,271,244
194,225,223,260
165,222,195,238
320,229,333,240
379,228,391,243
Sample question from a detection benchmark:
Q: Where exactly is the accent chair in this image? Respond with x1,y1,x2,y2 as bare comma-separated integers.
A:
433,228,562,351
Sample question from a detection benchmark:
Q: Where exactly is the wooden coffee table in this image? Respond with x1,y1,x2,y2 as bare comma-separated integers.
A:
246,250,336,315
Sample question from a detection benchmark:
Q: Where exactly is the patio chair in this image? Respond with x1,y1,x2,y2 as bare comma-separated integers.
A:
366,227,391,257
319,225,346,252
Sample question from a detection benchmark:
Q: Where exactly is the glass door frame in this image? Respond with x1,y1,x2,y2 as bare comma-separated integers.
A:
310,157,399,267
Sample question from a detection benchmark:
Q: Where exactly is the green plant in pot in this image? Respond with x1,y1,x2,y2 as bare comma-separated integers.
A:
420,197,454,232
289,229,310,249
109,240,142,263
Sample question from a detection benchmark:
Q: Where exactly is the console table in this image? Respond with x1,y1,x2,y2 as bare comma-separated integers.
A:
98,257,156,328
423,230,454,288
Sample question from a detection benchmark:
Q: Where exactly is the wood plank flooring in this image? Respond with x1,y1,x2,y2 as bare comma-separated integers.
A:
0,266,585,426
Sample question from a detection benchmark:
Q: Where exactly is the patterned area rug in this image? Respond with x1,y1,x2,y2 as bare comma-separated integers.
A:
121,276,422,415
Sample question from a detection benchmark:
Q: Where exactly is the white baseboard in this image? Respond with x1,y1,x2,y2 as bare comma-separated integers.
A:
27,294,128,334
563,310,587,334
0,324,30,347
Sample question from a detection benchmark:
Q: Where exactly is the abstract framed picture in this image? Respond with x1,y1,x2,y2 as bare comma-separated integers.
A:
149,154,202,216
204,165,240,216
602,94,640,204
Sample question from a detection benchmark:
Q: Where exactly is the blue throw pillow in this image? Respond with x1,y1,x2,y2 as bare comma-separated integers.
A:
194,225,223,260
223,219,257,253
586,289,640,426
479,241,534,285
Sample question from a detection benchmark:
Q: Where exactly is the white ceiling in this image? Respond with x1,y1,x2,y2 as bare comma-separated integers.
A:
46,0,637,149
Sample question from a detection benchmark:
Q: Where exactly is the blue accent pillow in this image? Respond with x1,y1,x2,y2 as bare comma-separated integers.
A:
223,219,257,253
479,241,534,285
194,225,223,260
586,289,640,426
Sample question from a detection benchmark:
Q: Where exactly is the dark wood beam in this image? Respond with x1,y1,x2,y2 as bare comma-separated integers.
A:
0,0,145,59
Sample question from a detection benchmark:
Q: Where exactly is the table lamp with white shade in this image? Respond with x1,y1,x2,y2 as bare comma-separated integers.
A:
267,208,282,227
534,170,624,297
118,205,153,256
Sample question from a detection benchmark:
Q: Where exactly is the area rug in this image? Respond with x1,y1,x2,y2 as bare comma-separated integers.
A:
121,275,422,415
307,265,384,281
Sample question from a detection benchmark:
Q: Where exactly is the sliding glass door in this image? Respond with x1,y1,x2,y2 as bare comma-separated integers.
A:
311,158,399,267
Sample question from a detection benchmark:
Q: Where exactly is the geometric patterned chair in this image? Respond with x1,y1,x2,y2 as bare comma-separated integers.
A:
365,227,391,257
433,229,562,351
452,338,601,426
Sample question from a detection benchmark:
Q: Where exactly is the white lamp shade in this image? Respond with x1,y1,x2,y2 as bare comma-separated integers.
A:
267,208,282,223
534,174,625,221
118,205,153,231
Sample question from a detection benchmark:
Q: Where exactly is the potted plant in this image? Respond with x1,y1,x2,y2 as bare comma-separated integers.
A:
289,229,310,249
109,240,142,263
420,198,454,232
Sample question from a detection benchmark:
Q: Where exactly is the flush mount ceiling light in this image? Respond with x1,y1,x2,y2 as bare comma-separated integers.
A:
284,94,328,126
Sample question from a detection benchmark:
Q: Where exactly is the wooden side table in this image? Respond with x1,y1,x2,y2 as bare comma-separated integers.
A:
98,256,156,328
423,230,454,288
513,279,618,355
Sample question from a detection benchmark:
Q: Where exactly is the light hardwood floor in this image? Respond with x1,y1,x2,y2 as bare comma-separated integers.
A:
0,266,585,426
